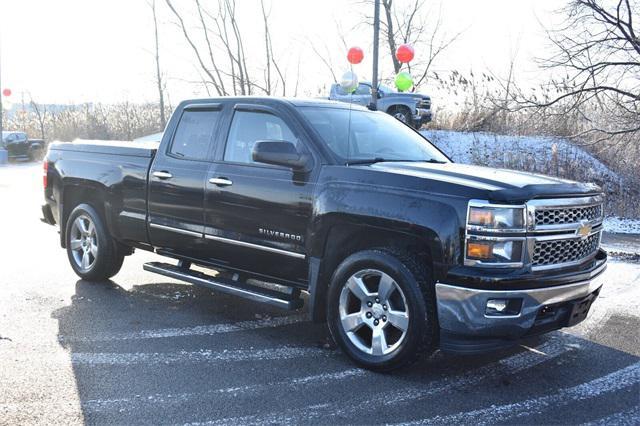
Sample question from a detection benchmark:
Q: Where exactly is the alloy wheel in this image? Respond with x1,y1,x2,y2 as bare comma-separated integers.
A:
339,269,409,356
393,111,408,123
69,215,98,272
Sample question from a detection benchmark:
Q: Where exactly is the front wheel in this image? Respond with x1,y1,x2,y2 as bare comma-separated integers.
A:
327,249,437,371
389,106,413,128
65,204,124,281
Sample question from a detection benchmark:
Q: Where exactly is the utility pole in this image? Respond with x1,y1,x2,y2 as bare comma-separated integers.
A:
370,0,380,110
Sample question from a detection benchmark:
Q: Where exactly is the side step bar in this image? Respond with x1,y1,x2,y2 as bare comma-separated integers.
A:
143,262,304,310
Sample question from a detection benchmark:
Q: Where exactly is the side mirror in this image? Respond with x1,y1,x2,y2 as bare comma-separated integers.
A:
252,140,311,171
377,91,384,99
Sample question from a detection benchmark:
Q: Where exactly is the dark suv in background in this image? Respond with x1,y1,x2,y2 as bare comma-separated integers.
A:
2,131,45,161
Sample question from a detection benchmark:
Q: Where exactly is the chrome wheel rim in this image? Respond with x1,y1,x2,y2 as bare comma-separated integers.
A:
70,215,98,272
339,269,409,356
393,112,408,123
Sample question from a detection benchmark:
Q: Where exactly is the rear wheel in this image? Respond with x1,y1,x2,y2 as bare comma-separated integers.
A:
327,249,437,371
65,204,124,281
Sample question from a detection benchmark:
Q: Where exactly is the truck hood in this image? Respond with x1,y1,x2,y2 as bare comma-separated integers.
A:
382,92,430,101
367,161,601,202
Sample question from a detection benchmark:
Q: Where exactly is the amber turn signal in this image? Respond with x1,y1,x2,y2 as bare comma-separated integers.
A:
467,241,493,259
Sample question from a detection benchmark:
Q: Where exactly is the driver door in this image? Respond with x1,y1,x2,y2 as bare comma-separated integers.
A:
202,103,317,283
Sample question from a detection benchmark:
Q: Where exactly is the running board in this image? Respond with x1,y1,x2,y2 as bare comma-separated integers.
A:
143,262,303,310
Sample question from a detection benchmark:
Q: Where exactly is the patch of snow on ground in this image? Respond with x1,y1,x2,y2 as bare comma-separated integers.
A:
603,217,640,235
421,130,621,185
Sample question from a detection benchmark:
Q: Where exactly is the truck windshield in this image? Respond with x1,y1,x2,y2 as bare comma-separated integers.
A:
299,107,449,164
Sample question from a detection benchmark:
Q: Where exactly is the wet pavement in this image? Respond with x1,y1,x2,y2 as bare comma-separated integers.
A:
1,163,638,425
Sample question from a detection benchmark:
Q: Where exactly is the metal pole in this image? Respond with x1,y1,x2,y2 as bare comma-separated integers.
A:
370,0,380,110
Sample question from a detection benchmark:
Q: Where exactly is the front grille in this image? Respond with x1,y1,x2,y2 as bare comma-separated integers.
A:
418,100,431,109
535,204,602,226
532,233,600,267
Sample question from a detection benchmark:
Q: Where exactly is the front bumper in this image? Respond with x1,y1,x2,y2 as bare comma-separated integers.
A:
413,108,432,123
436,257,606,353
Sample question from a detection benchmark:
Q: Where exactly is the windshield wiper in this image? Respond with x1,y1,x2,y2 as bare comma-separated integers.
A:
346,158,447,165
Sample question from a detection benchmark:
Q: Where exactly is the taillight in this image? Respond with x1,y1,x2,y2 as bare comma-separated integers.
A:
43,160,48,189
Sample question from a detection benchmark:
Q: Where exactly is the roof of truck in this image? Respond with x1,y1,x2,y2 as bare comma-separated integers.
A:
180,96,370,111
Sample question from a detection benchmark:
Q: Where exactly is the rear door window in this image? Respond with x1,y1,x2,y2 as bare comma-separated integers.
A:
169,110,220,160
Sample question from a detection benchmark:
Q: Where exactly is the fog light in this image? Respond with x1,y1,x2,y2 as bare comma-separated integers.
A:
486,298,522,316
487,299,508,312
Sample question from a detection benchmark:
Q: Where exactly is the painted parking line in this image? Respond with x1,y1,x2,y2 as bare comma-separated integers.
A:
201,336,575,425
401,362,640,425
70,345,331,365
584,405,640,425
0,368,366,414
59,314,308,342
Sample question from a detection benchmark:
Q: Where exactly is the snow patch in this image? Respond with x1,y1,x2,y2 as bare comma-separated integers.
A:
422,130,621,184
603,217,640,234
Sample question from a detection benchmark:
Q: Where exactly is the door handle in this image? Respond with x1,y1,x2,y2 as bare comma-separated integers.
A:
209,177,233,187
153,171,173,180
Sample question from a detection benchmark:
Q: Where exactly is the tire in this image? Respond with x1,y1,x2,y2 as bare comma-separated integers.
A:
327,249,437,371
389,106,413,128
65,204,125,281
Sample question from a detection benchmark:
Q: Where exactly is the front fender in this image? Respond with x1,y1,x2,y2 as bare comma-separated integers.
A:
381,98,417,114
309,180,465,276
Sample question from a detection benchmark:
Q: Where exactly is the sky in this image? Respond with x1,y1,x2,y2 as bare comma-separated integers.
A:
0,0,563,106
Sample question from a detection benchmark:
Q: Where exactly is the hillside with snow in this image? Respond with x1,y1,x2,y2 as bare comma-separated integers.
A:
421,130,639,234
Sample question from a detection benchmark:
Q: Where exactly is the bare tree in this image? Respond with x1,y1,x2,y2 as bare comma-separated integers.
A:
150,0,167,129
165,0,289,96
260,0,286,95
526,0,639,145
359,0,463,89
164,0,227,95
28,95,48,140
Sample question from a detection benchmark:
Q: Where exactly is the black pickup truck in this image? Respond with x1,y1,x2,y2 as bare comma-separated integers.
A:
42,98,607,371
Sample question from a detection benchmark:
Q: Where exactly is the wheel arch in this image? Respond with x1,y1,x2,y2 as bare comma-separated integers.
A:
307,217,445,323
59,181,112,248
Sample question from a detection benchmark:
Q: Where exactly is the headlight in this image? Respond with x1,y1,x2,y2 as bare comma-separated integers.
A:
467,205,525,231
466,238,524,265
465,200,527,267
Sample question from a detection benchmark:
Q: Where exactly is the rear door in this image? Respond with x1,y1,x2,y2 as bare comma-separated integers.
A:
147,103,222,258
202,103,317,283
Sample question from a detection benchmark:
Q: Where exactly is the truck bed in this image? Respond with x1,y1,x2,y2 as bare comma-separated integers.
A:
49,139,159,157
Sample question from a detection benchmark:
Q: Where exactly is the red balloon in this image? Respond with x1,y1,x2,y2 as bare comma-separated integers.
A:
347,47,364,65
396,44,415,63
2,88,11,97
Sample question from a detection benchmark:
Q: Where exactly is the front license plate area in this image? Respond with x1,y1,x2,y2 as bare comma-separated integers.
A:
567,289,600,327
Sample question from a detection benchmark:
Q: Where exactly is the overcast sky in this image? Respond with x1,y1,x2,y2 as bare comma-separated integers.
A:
0,0,562,105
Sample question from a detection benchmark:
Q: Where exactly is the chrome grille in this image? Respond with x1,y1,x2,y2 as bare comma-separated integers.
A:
532,233,600,267
535,204,602,226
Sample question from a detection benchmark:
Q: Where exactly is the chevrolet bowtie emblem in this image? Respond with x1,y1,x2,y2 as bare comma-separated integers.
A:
576,220,592,238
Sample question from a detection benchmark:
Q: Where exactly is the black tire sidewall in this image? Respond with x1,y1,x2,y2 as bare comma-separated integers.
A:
391,107,412,127
327,250,432,371
65,204,120,281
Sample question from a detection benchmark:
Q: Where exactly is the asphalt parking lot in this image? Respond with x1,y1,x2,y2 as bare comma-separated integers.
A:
1,162,638,425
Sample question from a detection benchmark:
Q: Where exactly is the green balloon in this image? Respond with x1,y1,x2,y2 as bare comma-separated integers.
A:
395,71,413,92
